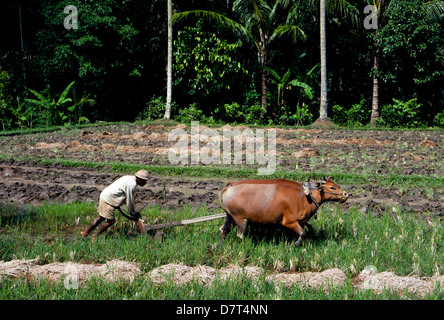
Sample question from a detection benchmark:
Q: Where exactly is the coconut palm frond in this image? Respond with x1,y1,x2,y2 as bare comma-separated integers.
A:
270,25,307,43
304,0,361,27
173,10,252,42
234,0,272,33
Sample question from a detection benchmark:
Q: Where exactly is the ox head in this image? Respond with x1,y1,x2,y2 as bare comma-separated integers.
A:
318,176,349,203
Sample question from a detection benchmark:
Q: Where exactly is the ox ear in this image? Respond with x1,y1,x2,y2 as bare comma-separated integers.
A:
316,182,323,190
328,176,334,181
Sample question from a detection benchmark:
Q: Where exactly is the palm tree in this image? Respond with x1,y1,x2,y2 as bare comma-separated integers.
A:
319,0,328,120
308,0,360,123
172,0,306,117
164,0,173,120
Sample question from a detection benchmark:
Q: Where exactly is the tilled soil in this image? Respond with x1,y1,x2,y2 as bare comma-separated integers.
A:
0,159,443,218
2,123,443,176
0,124,443,295
0,123,442,217
0,159,221,210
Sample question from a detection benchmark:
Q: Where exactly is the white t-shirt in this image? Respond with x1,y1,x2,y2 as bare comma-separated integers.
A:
100,175,137,214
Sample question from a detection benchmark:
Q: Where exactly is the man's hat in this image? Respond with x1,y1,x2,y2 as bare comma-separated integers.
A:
135,169,149,181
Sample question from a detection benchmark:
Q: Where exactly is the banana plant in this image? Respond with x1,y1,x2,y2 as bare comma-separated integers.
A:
263,65,316,108
26,81,75,126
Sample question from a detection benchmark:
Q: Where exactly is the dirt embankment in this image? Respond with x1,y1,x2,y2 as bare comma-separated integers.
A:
1,258,443,297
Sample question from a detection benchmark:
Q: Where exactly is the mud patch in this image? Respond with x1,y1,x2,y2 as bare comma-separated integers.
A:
291,148,320,158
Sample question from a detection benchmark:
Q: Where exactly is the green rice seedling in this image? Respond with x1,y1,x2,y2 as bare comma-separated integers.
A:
1,200,443,301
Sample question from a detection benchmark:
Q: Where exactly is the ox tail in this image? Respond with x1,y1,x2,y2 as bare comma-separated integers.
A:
219,183,233,212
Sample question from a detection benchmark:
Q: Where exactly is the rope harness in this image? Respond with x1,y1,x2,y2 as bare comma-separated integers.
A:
301,181,344,219
302,182,321,209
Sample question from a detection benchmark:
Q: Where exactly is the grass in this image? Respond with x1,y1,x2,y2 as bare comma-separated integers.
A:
3,275,442,300
1,202,443,275
1,200,443,299
0,122,442,300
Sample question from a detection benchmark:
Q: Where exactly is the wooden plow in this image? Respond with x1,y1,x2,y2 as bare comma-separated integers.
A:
143,213,226,232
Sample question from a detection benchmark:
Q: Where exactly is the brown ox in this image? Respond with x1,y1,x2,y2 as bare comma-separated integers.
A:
219,177,348,246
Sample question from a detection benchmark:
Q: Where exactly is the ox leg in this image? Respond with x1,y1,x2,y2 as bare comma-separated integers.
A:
283,221,306,247
235,218,248,240
302,221,314,235
228,215,248,240
219,214,235,245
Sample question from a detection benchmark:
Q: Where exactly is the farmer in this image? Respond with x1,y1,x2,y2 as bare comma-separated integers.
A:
80,169,149,241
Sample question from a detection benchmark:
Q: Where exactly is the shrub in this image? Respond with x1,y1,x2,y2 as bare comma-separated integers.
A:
137,96,167,121
174,103,206,123
377,98,423,128
332,100,370,127
244,104,264,125
433,111,444,128
212,102,264,125
276,104,313,126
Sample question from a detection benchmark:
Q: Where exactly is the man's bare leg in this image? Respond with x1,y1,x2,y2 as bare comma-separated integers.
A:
80,216,105,238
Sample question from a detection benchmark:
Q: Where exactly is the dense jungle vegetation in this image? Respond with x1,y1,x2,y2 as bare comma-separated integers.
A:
0,0,443,129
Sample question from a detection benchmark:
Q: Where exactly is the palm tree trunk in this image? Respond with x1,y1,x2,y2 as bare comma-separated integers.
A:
164,0,173,120
370,0,381,126
319,0,328,120
260,38,268,117
370,48,379,125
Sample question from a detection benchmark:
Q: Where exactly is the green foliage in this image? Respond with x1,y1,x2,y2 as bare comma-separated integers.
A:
173,21,248,101
264,66,314,107
136,96,172,121
174,103,206,123
373,0,444,102
32,0,149,121
13,81,94,128
212,102,263,125
0,69,13,130
1,1,443,128
26,81,75,126
377,98,423,128
332,100,371,127
69,92,95,125
433,111,444,128
274,104,313,126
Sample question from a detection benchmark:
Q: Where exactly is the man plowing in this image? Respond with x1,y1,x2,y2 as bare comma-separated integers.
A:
80,169,149,241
